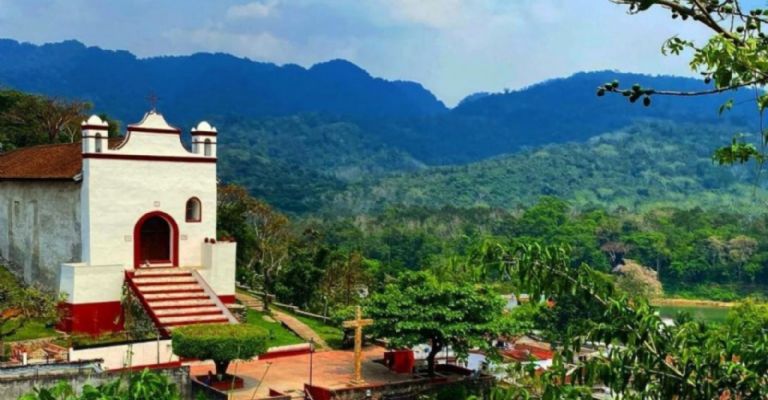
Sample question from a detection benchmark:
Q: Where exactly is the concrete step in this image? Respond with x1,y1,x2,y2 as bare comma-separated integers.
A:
158,314,230,325
148,299,215,309
134,268,192,277
142,292,209,301
154,306,223,316
137,284,203,293
133,276,198,285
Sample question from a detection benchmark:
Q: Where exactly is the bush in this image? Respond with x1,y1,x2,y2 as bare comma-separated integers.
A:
171,323,268,376
19,369,178,400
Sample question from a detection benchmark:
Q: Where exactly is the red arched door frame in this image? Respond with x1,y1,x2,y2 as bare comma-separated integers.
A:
133,211,179,268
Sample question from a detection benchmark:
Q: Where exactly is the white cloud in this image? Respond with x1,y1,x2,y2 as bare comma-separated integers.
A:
226,0,279,19
164,27,293,62
385,0,469,29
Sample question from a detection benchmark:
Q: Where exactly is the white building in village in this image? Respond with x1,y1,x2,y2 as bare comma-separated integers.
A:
0,111,237,334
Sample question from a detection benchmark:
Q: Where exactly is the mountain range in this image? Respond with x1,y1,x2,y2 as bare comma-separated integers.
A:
0,39,762,213
0,39,445,125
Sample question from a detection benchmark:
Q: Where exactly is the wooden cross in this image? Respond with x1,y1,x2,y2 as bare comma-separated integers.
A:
342,306,373,385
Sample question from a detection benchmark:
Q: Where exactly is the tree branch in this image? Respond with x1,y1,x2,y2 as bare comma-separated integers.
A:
611,0,742,43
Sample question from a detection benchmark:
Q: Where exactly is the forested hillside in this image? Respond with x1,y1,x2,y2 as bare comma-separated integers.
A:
328,120,766,214
216,115,426,213
361,71,758,164
218,115,424,182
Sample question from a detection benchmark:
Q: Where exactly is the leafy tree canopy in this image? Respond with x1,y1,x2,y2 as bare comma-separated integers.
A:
171,323,268,376
365,271,509,376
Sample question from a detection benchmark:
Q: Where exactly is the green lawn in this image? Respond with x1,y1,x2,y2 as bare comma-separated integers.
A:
293,313,345,349
269,306,345,349
245,309,304,348
5,321,60,342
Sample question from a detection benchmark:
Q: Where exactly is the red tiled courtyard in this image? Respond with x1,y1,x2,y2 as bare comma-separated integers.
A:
189,345,421,399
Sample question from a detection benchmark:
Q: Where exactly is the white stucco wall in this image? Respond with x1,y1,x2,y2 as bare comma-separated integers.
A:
81,114,218,269
69,339,178,370
0,181,81,288
81,158,216,267
59,262,124,304
199,241,236,297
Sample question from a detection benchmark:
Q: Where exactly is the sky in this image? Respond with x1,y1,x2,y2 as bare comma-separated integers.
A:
0,0,725,106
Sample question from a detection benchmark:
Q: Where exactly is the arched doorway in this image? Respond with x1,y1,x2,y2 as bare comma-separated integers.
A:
134,211,179,267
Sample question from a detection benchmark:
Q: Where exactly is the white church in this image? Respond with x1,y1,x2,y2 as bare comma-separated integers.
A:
0,111,237,335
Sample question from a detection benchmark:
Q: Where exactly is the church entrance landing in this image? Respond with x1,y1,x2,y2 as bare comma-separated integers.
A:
134,211,179,267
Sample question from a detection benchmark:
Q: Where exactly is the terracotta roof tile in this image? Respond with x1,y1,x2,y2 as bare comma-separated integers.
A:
0,138,124,180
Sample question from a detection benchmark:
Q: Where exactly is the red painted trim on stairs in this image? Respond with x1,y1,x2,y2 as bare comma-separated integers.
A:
150,304,216,310
156,310,224,318
138,288,205,294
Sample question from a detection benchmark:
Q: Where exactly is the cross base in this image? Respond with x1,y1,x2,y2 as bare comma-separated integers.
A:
349,378,366,386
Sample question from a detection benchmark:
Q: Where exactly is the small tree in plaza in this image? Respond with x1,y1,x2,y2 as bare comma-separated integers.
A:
365,271,506,376
171,324,268,377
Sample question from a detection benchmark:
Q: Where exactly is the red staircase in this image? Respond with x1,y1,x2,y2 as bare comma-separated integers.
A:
125,268,234,335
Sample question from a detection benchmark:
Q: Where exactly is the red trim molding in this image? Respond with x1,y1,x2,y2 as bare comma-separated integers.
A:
191,131,217,137
133,211,180,268
127,126,181,134
219,295,236,304
56,301,124,334
259,346,312,360
83,153,216,163
81,124,109,130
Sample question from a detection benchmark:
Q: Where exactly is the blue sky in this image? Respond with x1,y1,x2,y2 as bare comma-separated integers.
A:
0,0,721,106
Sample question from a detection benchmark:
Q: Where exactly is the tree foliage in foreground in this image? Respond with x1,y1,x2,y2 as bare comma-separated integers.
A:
19,369,179,400
481,241,768,399
171,323,268,376
608,0,768,175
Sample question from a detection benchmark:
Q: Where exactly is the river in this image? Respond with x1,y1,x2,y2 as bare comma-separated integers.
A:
657,305,730,323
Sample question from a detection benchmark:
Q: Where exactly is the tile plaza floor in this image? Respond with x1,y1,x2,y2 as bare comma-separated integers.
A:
189,346,420,399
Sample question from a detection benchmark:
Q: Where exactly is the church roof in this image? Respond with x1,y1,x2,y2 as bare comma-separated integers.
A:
0,138,123,181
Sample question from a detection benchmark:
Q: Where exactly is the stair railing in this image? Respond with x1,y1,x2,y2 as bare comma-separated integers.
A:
188,269,239,324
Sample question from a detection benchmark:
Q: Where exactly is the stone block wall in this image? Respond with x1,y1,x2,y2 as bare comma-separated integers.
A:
0,180,81,288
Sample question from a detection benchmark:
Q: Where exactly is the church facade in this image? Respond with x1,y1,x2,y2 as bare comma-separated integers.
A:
0,111,236,334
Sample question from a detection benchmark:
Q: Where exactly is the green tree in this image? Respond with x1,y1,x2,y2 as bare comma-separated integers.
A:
171,324,268,377
2,93,91,144
217,184,293,307
365,271,505,376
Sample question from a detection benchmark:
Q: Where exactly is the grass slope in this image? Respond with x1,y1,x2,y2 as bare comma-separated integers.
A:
244,309,303,348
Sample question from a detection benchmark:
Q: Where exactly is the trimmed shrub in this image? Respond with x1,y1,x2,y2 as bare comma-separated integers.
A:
171,323,268,376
